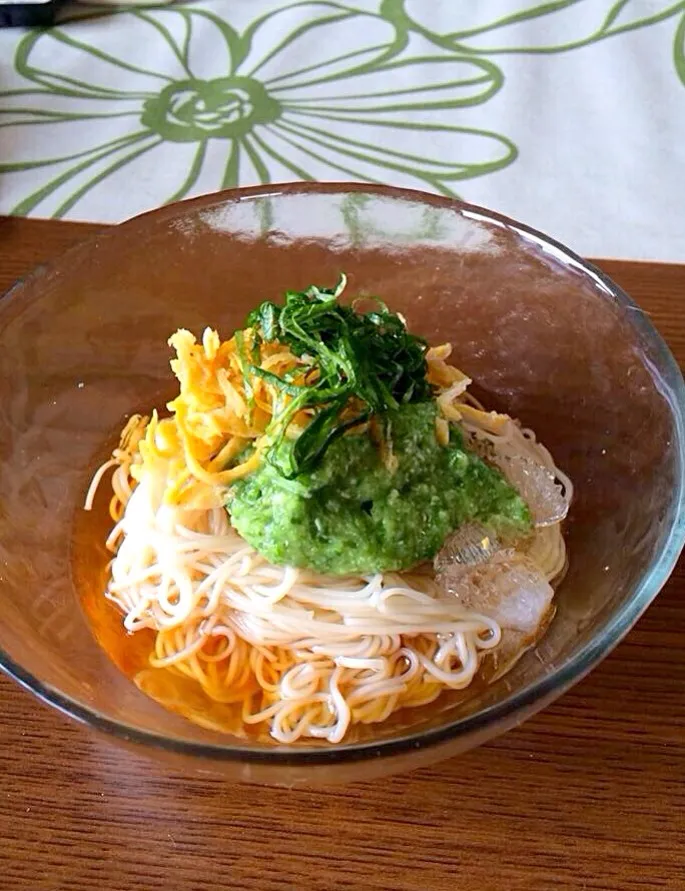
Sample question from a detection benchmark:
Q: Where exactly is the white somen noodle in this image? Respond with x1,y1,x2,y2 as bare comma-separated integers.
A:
87,381,569,743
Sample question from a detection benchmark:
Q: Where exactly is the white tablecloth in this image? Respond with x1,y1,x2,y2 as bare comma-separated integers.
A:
1,0,684,261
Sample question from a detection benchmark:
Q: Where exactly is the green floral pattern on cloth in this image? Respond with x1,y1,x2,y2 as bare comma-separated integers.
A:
0,1,517,218
391,0,685,54
0,0,684,233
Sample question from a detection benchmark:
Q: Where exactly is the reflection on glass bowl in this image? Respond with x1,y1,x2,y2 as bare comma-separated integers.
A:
0,183,683,785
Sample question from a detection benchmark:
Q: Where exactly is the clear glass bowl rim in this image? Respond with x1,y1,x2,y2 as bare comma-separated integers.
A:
2,181,684,767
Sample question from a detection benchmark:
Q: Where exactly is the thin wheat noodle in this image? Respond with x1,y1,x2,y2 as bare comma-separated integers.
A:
87,356,568,743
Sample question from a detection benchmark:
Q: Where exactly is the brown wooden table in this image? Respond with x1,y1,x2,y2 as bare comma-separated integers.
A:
1,216,684,891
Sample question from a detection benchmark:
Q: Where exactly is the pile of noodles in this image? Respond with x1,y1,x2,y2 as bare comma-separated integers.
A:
86,328,571,744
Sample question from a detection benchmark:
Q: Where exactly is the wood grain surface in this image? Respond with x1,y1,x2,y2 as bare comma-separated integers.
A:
0,217,684,891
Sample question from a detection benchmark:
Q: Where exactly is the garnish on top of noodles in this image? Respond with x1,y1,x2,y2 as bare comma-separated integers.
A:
85,276,572,745
128,276,532,575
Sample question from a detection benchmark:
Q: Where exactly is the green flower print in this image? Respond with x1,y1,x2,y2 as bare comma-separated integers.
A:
675,9,685,85
141,77,281,142
386,0,685,55
0,1,516,220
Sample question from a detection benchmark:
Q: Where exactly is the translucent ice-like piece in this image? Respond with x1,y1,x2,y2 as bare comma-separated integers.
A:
496,454,570,527
481,559,553,634
434,522,503,579
437,554,554,637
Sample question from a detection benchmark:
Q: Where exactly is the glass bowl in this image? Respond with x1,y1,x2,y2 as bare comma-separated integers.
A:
1,183,683,785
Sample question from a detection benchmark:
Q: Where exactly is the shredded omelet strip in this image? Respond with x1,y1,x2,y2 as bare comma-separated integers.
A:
128,329,507,509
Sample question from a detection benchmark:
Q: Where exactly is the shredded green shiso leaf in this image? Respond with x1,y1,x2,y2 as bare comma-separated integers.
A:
244,275,432,478
227,278,533,574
